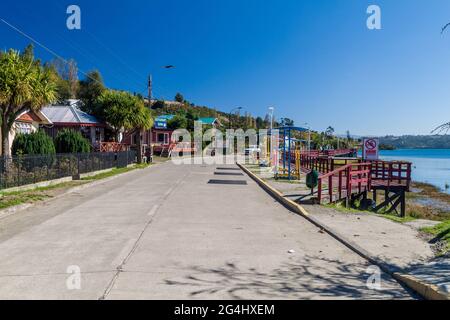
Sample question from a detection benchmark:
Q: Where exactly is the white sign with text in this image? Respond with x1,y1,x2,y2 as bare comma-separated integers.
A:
363,138,379,160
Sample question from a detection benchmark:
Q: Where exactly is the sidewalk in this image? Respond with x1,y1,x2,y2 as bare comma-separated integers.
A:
242,164,450,299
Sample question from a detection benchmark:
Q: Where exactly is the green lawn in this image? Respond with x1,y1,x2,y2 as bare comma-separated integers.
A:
81,163,149,181
421,220,450,254
325,203,417,223
0,163,150,211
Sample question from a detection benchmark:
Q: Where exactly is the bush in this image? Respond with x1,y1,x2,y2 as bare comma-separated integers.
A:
54,129,91,154
12,130,56,155
167,115,188,130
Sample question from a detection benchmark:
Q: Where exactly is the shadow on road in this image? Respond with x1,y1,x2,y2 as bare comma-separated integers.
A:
164,256,414,300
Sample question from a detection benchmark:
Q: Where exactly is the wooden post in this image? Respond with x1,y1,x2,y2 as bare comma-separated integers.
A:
400,190,406,217
329,175,333,202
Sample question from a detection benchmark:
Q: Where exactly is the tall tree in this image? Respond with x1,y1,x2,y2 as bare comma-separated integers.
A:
435,23,450,134
130,103,153,164
280,118,294,127
50,57,79,99
95,90,153,163
78,70,105,114
174,92,184,103
325,126,335,138
0,47,57,156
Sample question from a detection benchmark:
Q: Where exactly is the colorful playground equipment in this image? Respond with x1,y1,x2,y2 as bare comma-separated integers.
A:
272,126,309,180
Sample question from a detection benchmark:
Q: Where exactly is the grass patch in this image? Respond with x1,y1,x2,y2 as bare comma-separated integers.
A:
421,220,450,254
325,202,417,224
375,214,416,223
0,163,150,211
0,192,53,210
82,163,150,181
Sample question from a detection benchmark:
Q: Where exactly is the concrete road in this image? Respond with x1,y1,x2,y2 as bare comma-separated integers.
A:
0,161,414,299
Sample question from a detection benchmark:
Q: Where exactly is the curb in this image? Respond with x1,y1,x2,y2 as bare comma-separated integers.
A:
0,164,154,220
237,163,449,301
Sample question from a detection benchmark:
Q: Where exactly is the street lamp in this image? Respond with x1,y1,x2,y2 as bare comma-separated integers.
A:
229,107,243,129
300,122,311,153
268,107,275,132
148,66,176,162
268,107,275,167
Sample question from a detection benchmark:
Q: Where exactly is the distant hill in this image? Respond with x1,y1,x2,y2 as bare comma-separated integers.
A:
379,135,450,149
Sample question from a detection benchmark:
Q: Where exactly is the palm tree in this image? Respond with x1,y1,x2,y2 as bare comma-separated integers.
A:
0,47,57,156
129,99,153,164
435,24,450,134
432,122,450,134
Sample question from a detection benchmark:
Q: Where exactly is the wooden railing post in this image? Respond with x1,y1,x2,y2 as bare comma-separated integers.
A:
318,179,322,204
329,175,333,202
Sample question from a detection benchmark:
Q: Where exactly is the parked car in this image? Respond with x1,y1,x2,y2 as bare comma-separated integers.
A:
244,145,261,156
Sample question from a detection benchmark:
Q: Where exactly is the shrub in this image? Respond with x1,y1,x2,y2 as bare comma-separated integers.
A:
167,115,188,130
12,130,56,155
54,129,91,154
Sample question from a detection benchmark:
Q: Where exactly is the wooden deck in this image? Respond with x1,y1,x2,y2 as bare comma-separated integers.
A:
282,150,412,216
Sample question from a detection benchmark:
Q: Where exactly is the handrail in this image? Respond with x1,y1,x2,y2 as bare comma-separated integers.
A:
317,162,372,204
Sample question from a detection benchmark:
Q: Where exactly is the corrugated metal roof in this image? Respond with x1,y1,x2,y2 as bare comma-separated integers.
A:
198,117,218,125
42,105,101,125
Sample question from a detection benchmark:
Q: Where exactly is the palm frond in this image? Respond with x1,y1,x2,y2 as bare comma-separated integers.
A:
432,122,450,134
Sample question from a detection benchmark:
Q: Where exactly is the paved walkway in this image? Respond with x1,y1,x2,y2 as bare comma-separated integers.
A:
0,161,414,299
249,165,449,297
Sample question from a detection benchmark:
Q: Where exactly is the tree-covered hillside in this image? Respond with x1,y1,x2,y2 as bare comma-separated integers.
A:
379,135,450,149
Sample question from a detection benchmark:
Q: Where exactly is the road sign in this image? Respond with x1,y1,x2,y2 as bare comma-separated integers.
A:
363,138,379,160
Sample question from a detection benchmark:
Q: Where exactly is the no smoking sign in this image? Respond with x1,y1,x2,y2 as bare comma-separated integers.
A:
365,139,377,150
363,138,379,160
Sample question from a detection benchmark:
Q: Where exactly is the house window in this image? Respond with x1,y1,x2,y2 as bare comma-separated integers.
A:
157,133,169,145
16,122,32,134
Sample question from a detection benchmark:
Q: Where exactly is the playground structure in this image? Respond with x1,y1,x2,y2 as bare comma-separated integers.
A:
263,127,412,217
270,126,309,180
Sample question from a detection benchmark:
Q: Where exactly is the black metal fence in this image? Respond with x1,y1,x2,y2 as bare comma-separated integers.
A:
0,151,137,190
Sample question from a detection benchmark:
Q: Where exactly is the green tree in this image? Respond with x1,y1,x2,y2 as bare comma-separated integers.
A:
48,58,79,100
78,70,105,114
325,126,335,138
0,47,57,156
130,103,153,164
95,90,138,138
255,117,264,129
174,92,184,103
167,115,188,130
95,90,153,163
54,129,91,153
12,130,56,155
280,118,294,127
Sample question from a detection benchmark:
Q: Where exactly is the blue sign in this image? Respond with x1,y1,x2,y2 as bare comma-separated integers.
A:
155,120,168,129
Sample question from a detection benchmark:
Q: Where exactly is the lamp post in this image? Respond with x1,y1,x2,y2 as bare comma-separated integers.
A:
301,122,311,153
148,65,175,162
268,107,275,132
268,107,275,167
229,107,243,129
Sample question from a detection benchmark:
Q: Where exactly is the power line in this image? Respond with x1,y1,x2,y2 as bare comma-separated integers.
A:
0,17,104,87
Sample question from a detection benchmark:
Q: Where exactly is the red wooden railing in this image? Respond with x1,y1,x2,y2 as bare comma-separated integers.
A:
301,149,357,158
370,160,412,191
299,154,362,174
317,163,372,204
280,149,412,204
99,142,129,153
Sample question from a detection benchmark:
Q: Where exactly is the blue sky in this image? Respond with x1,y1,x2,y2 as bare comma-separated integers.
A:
1,0,450,136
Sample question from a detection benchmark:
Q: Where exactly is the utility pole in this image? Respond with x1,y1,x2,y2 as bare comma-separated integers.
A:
148,74,152,102
147,74,153,163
